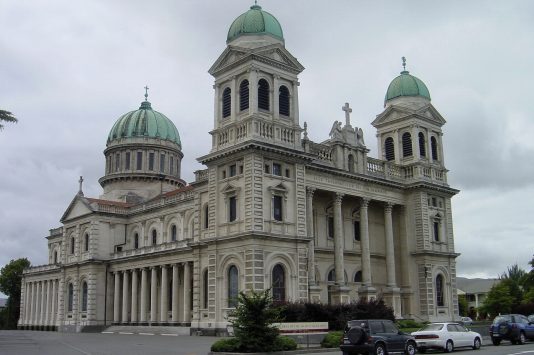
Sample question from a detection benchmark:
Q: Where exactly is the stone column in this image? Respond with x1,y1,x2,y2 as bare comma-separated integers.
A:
30,282,36,325
333,193,345,285
306,188,317,285
183,262,191,323
360,198,372,286
51,280,57,327
171,264,179,323
24,282,31,325
131,269,138,323
122,270,129,323
35,281,41,325
41,280,47,326
150,267,158,323
140,268,148,323
384,203,396,287
213,84,219,128
249,69,258,114
160,265,168,323
113,272,121,323
45,280,51,326
273,75,279,120
292,81,299,125
231,76,237,120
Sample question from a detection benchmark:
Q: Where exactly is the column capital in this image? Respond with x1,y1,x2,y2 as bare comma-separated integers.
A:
360,197,370,208
384,202,394,214
306,187,316,197
334,192,344,204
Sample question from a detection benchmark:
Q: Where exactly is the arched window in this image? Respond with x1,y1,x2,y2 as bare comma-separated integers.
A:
222,87,231,118
327,269,335,283
385,137,395,161
68,283,74,312
239,80,249,111
81,281,88,312
419,132,426,157
272,264,286,302
279,85,290,116
402,132,413,157
258,79,270,111
433,219,440,242
431,136,439,160
228,265,239,308
171,225,177,242
134,233,139,249
436,274,444,306
273,195,283,221
84,233,89,252
348,154,355,173
354,271,363,283
152,230,157,245
54,250,58,264
203,269,209,309
70,237,75,255
327,216,334,239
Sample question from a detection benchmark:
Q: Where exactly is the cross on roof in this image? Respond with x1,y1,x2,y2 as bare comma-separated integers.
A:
144,85,149,101
78,176,84,196
342,102,352,126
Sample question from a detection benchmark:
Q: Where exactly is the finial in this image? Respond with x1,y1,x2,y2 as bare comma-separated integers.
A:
78,176,84,196
402,57,406,71
303,121,308,139
144,85,149,101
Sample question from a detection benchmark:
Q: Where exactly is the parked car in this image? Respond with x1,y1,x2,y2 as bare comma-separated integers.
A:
340,319,417,355
489,314,534,345
460,317,473,326
412,322,481,353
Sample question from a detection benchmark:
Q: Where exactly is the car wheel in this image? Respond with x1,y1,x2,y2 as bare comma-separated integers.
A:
445,340,454,353
492,337,501,346
375,343,386,355
518,332,526,345
405,341,416,355
473,337,481,350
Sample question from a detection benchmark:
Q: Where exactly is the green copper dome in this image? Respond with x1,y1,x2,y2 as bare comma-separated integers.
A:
108,100,181,147
385,70,431,104
227,5,284,43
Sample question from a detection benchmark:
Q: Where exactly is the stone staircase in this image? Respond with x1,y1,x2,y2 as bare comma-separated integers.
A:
102,325,191,336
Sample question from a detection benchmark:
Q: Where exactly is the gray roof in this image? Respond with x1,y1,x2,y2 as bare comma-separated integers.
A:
0,299,6,308
457,277,499,294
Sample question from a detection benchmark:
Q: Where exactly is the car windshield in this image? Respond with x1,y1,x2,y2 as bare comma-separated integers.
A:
420,324,443,331
493,315,511,324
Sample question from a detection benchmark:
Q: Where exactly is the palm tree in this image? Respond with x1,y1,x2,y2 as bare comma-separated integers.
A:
0,109,18,130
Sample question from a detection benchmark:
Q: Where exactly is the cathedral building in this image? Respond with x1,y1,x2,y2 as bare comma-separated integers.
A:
18,4,459,333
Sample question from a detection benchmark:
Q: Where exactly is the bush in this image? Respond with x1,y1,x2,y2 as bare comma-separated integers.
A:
321,331,343,348
273,336,298,351
396,319,424,329
211,337,241,352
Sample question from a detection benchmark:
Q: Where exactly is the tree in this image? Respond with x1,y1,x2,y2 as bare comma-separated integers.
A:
0,110,18,130
480,282,514,318
458,294,468,316
0,258,30,329
230,289,282,352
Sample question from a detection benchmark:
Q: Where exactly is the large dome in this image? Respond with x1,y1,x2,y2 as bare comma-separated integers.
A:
385,70,431,105
227,5,284,43
107,100,181,147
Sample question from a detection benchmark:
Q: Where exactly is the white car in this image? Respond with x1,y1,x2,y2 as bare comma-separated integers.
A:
412,322,482,353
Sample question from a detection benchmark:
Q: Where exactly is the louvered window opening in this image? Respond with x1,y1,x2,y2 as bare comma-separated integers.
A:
402,132,413,157
222,88,231,118
431,136,439,160
239,80,249,111
436,275,444,306
385,137,395,161
419,132,426,157
272,264,286,302
258,79,270,111
279,85,290,116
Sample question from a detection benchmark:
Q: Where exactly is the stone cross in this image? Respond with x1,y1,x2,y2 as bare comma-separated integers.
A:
78,176,84,196
144,85,149,101
342,102,352,126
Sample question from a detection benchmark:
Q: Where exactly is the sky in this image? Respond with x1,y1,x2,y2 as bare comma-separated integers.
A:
1,0,533,291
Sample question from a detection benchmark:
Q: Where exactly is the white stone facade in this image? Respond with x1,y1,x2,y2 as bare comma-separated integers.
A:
18,7,460,334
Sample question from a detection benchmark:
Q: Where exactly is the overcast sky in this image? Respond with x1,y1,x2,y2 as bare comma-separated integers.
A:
1,0,533,292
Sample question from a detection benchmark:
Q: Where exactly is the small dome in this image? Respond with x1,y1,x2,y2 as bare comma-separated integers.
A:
227,5,284,43
385,70,431,105
108,100,181,147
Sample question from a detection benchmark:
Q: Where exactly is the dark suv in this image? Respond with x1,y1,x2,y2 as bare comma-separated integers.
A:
340,319,417,355
489,314,534,345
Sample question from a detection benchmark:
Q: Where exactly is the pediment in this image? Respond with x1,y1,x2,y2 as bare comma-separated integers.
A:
221,183,240,195
60,194,94,223
372,103,446,128
209,45,304,76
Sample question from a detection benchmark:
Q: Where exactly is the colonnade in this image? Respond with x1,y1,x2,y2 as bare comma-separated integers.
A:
306,188,398,290
113,262,192,325
21,278,59,328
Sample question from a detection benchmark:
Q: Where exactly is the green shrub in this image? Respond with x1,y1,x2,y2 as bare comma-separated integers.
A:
273,336,298,351
321,331,343,348
210,337,241,352
396,319,424,329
